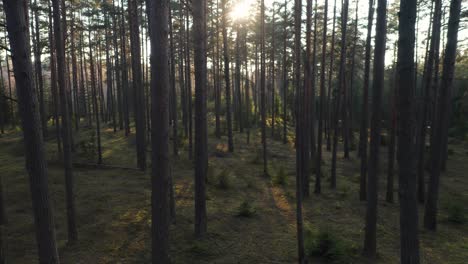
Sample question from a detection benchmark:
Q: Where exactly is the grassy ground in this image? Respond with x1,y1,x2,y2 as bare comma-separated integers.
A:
0,121,467,263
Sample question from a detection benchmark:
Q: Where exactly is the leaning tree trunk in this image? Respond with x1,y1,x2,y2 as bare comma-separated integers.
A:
3,0,59,262
424,0,461,232
364,0,387,257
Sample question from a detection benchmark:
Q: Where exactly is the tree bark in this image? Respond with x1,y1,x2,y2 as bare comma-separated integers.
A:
52,0,78,243
221,0,234,152
129,0,147,171
396,0,420,261
364,0,387,256
424,0,461,231
3,0,59,261
150,0,171,262
359,0,374,201
193,0,208,238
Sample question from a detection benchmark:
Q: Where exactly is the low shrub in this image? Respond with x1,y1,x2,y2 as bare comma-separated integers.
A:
447,203,466,224
236,200,256,217
272,166,288,186
305,225,357,263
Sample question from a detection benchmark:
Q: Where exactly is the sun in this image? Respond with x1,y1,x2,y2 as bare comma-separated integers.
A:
230,0,252,22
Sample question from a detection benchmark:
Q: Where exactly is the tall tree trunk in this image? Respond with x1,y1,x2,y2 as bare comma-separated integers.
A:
120,0,131,136
70,10,79,132
294,0,305,261
282,0,288,144
316,0,328,194
221,0,234,152
416,0,440,204
260,0,267,176
52,0,78,243
186,6,193,159
3,0,59,262
270,8,276,138
32,0,47,137
235,25,243,134
387,46,397,204
364,0,387,256
47,2,62,154
326,0,337,151
214,0,221,138
129,0,147,170
331,0,348,190
105,12,117,133
150,0,170,261
396,0,420,261
169,4,179,157
88,27,102,165
341,0,350,160
424,0,461,231
193,0,207,238
359,0,374,201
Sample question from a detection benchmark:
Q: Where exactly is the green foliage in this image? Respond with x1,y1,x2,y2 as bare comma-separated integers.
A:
272,166,288,186
305,225,357,263
216,169,232,189
250,148,263,165
447,148,455,156
77,131,96,161
447,203,466,224
236,200,256,217
338,185,351,200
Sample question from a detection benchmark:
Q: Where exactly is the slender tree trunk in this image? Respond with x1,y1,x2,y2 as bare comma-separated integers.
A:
193,0,208,237
270,9,276,138
47,3,62,154
88,27,102,165
341,0,350,160
33,0,47,137
316,0,328,194
326,0,337,151
52,0,78,243
120,0,131,136
424,0,461,231
214,0,221,138
260,0,267,176
282,0,288,144
294,0,305,261
3,0,59,261
129,0,147,170
221,0,234,152
359,0,374,201
387,47,397,204
416,0,440,204
397,0,420,261
150,0,170,261
186,6,193,160
169,4,179,157
331,0,349,190
364,0,387,256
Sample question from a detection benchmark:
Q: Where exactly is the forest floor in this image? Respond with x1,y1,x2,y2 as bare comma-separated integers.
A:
1,119,468,263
